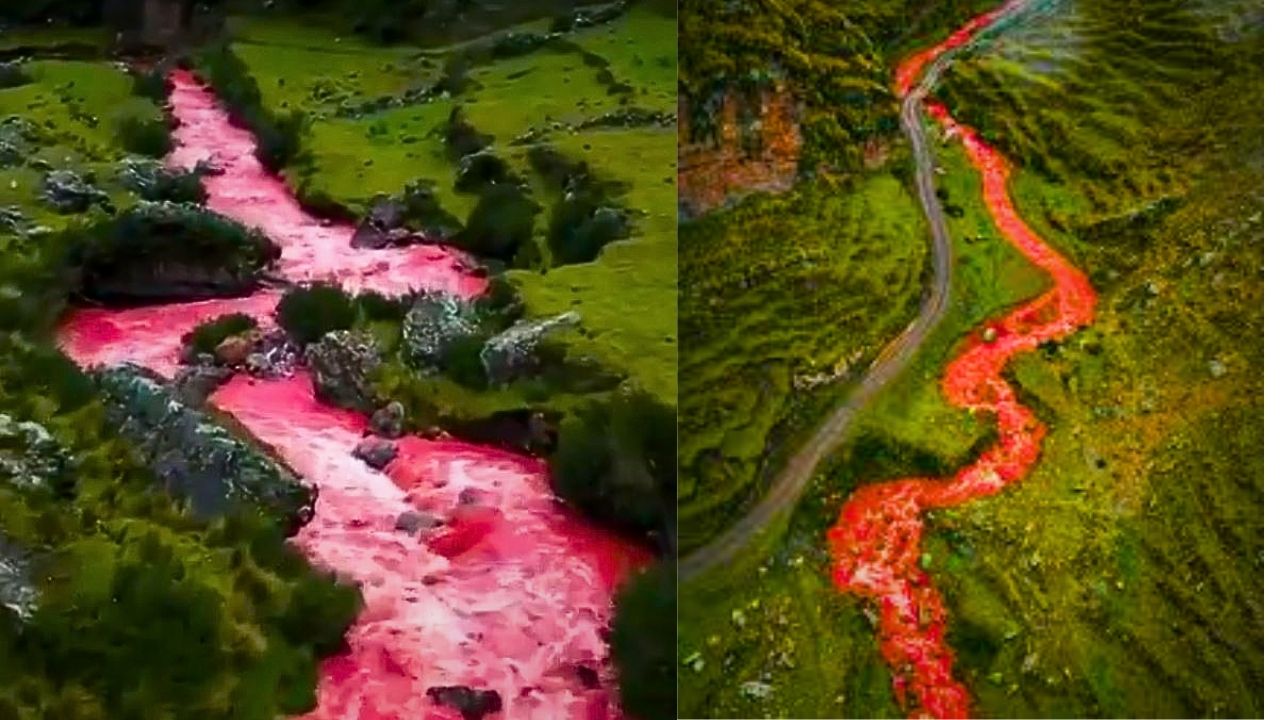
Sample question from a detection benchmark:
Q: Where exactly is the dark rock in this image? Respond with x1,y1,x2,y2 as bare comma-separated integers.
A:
306,330,382,411
0,206,28,234
0,413,74,492
367,400,405,438
401,293,481,370
395,510,442,534
480,311,579,385
426,686,502,720
353,436,398,470
351,196,406,249
575,664,600,689
96,363,317,534
171,363,233,407
41,169,113,214
457,487,482,506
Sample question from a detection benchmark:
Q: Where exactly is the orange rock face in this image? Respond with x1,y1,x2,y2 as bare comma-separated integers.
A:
677,87,802,217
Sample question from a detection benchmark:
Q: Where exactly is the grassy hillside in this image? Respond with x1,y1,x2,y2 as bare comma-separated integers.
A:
677,175,930,552
677,0,1262,716
210,1,677,405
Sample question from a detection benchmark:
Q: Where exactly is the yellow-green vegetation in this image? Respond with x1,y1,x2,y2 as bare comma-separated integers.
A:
683,0,1263,717
0,60,165,232
678,0,1000,166
508,127,676,404
676,503,900,719
914,0,1263,715
677,175,930,551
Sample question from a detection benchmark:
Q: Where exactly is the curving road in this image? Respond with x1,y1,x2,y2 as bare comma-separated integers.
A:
679,2,1034,580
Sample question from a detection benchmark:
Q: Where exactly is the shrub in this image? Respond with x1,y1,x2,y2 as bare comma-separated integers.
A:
69,202,280,302
452,183,539,262
353,291,408,324
551,387,675,550
183,313,258,356
611,560,676,720
276,284,356,345
440,333,489,390
115,105,172,158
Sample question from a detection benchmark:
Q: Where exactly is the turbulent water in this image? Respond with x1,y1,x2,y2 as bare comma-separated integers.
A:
59,70,648,720
827,5,1097,718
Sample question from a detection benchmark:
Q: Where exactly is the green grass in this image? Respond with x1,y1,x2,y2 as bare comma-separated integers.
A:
676,504,901,719
572,3,677,109
220,4,677,406
507,127,676,405
0,60,163,231
676,174,932,551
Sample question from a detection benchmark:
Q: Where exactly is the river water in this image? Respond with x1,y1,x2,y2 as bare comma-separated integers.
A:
58,69,647,720
827,4,1097,718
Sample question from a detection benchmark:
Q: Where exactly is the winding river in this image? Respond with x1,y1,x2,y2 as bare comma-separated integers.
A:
827,3,1097,718
58,70,648,720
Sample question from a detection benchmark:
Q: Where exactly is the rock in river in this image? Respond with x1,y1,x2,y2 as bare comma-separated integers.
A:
426,686,502,720
95,363,317,534
305,330,382,411
352,436,398,469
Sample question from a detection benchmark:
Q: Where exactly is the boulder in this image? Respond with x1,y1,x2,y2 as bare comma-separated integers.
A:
353,436,398,470
246,328,301,378
214,333,255,366
394,510,442,535
171,363,234,407
367,400,405,438
306,330,382,411
0,413,74,492
351,196,406,249
117,156,209,203
75,201,281,303
95,363,317,534
401,293,481,370
426,686,502,720
480,311,580,385
0,536,36,621
41,169,113,214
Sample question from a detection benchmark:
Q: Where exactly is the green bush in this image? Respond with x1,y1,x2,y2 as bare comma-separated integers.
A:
551,387,675,549
276,284,357,345
115,107,172,159
440,333,489,390
194,43,306,171
611,560,676,720
452,183,539,262
183,313,258,356
353,290,408,324
68,202,280,302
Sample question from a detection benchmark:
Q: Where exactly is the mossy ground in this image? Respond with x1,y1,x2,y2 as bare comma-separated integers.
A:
678,0,1261,716
677,175,931,552
217,2,676,405
0,60,161,231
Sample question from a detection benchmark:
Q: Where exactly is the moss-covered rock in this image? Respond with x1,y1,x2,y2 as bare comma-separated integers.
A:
95,363,317,534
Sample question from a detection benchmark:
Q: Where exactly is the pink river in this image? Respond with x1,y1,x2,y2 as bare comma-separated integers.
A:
58,69,649,720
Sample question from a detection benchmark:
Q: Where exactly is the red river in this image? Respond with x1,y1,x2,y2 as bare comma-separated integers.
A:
58,70,648,720
827,5,1096,718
